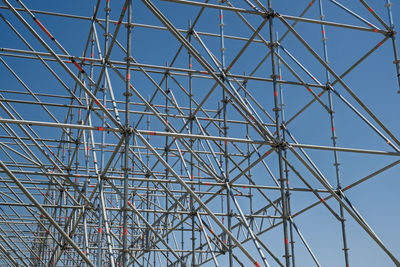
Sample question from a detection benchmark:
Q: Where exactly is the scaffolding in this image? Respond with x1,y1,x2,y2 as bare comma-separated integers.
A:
0,0,399,266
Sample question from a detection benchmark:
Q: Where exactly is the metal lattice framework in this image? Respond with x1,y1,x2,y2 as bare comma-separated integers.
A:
0,0,400,266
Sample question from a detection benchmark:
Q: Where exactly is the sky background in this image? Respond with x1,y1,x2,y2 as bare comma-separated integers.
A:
1,0,400,266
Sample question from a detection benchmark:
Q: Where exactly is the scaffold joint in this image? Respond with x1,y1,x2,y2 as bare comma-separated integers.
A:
263,9,277,20
273,140,288,150
386,29,396,38
122,126,133,135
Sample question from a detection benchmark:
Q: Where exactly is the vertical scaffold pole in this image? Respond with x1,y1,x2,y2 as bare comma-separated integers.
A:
164,61,171,265
218,3,233,266
188,20,196,267
122,1,133,266
385,0,400,92
267,1,291,266
318,1,350,266
276,32,296,267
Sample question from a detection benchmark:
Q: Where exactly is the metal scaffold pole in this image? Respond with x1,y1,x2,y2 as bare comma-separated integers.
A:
317,1,350,266
122,0,132,266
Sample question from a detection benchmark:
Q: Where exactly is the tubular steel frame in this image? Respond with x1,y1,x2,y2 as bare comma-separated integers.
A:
0,0,400,266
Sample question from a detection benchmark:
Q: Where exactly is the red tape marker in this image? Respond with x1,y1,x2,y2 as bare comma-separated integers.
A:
72,60,84,73
34,18,54,40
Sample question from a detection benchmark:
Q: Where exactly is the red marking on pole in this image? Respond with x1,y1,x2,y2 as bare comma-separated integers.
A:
65,216,68,221
346,185,351,190
374,29,378,33
75,178,78,183
97,126,105,131
320,198,325,203
91,52,94,58
34,19,54,40
254,262,261,267
189,63,192,68
322,30,325,34
318,92,323,97
41,192,44,196
309,1,313,6
98,227,101,233
123,5,127,12
294,213,299,217
210,229,214,234
73,61,84,73
201,71,208,74
191,174,194,180
87,145,90,151
224,140,228,145
378,42,382,46
250,115,255,121
387,140,391,144
227,65,231,71
126,73,131,80
149,131,156,136
307,87,312,92
94,99,101,106
368,7,373,12
332,127,335,131
265,151,270,156
285,237,289,244
219,14,223,19
84,57,89,61
59,215,62,219
274,90,278,97
243,186,247,189
78,110,81,115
